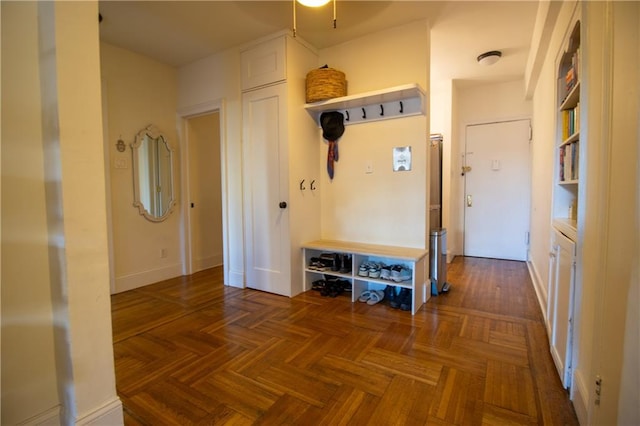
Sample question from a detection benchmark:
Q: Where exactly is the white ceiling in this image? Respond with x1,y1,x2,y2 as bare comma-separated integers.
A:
98,1,539,86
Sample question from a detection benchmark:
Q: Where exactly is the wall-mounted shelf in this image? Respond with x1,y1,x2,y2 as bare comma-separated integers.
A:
304,83,425,126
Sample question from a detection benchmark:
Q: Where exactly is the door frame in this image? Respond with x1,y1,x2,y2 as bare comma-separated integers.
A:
462,117,532,259
177,99,230,284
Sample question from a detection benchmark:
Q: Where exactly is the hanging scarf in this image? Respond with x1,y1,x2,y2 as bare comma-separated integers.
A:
327,139,339,179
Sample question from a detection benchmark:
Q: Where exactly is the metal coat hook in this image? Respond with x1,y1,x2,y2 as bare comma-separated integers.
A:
362,108,366,119
310,180,316,190
399,101,404,114
380,105,384,116
345,110,350,121
299,179,306,190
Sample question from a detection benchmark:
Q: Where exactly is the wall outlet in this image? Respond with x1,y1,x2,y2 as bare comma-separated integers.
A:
160,248,167,258
114,157,128,169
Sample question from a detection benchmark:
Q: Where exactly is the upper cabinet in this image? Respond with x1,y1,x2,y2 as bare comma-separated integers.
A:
552,20,581,241
304,83,425,126
241,36,286,91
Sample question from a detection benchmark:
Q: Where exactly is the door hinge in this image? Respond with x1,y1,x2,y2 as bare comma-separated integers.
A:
528,125,533,141
525,231,530,244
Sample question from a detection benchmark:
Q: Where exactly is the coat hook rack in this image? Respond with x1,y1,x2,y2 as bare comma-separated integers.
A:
362,108,366,119
299,179,306,190
345,111,350,121
399,101,404,114
380,105,384,116
310,180,316,190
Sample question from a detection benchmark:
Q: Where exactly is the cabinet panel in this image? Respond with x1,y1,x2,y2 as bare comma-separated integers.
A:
241,37,286,91
549,229,576,389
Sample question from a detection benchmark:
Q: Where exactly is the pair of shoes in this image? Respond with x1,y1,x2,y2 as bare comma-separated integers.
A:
311,280,325,291
358,262,384,278
358,290,385,305
391,265,412,282
320,279,347,298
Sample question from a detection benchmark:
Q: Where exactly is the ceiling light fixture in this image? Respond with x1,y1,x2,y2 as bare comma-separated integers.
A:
477,50,502,66
297,0,330,6
293,0,336,38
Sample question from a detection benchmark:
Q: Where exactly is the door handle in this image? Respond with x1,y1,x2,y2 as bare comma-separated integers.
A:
466,195,472,207
279,201,287,209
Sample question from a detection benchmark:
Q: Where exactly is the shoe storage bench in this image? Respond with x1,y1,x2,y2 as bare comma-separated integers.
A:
302,240,429,315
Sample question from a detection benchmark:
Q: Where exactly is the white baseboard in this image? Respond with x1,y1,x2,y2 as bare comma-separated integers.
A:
17,405,60,425
572,370,589,425
76,397,123,425
194,253,223,272
227,268,244,288
527,260,548,320
114,263,183,293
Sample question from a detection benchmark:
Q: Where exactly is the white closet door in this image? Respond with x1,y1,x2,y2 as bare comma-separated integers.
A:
242,84,291,296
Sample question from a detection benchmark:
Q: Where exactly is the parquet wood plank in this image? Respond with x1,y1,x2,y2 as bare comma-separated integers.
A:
295,386,367,426
368,375,434,425
484,360,537,417
362,347,442,385
255,363,340,407
193,370,283,420
430,366,485,425
112,259,579,425
311,354,393,396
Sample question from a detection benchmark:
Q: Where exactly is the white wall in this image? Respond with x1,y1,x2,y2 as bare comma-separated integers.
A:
2,2,122,424
1,2,60,423
451,80,533,256
317,21,430,249
101,43,182,293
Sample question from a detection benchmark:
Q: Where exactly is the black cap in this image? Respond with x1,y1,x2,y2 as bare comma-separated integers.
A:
320,111,345,141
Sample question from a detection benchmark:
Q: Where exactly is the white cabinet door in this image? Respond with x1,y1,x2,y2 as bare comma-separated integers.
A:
242,84,291,296
549,228,576,388
240,37,286,91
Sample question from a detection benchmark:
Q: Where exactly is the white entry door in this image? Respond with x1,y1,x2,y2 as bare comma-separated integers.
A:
464,120,531,261
242,84,291,296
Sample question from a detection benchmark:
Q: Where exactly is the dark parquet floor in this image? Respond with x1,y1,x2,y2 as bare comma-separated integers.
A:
111,256,579,425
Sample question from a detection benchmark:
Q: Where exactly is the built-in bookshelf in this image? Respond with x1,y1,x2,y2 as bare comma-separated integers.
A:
553,20,581,239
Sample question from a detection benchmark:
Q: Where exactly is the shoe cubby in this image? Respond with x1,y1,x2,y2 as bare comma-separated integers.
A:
302,240,429,314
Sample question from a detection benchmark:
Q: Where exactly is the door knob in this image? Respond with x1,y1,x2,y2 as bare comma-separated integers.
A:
279,201,287,209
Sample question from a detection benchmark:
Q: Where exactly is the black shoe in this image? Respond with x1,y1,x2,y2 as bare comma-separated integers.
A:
386,285,400,309
399,288,412,311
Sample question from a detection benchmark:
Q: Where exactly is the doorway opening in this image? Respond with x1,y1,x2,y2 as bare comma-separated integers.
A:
178,100,229,282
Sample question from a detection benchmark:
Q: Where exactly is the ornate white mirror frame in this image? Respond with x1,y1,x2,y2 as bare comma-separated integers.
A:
131,125,176,222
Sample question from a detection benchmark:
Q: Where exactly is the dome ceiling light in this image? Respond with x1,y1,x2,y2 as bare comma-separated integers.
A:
477,50,502,66
293,0,336,37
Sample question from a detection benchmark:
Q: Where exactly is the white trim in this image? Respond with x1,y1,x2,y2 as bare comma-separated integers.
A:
227,268,245,288
115,263,182,293
194,253,223,273
527,259,548,320
17,405,61,425
572,370,589,425
75,397,123,425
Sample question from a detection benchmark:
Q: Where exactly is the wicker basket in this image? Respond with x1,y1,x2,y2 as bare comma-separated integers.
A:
305,68,347,103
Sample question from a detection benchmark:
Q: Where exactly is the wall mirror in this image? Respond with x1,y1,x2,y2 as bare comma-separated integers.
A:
131,125,176,222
